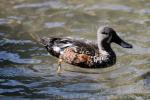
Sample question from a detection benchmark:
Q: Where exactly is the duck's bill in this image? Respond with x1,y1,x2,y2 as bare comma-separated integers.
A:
112,33,133,48
119,40,133,48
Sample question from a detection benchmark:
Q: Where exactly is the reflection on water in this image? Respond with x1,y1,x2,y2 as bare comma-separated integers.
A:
0,0,150,99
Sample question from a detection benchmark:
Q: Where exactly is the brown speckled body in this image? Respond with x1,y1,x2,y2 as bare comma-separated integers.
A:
41,27,132,68
60,48,92,67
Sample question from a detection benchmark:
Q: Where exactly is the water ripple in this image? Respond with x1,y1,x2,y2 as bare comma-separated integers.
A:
0,51,41,64
14,1,70,9
0,38,35,46
85,3,132,12
44,22,65,28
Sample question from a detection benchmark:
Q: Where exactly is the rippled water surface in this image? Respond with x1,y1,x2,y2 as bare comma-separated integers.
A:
0,0,150,99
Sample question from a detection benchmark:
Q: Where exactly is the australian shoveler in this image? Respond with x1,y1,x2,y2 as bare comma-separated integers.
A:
40,26,133,73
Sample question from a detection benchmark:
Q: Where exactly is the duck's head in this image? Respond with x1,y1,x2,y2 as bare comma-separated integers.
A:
97,26,133,49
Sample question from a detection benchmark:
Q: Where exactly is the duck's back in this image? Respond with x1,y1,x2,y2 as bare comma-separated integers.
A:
42,37,98,56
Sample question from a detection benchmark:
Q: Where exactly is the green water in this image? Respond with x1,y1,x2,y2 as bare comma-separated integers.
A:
0,0,150,99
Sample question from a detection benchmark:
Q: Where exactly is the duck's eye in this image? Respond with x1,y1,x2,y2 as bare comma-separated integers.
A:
102,32,108,35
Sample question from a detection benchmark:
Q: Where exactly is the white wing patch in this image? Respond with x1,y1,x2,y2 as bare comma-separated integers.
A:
61,43,72,48
53,43,73,54
53,46,60,53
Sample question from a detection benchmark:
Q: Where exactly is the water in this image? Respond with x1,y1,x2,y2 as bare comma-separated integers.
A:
0,0,150,99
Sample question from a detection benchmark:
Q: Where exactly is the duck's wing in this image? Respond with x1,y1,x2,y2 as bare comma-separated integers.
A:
41,37,98,57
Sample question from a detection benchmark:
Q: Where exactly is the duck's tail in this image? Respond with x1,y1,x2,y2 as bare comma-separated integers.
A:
40,37,64,57
40,37,51,46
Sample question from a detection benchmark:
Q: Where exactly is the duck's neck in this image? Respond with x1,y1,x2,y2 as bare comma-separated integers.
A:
96,34,116,65
97,41,116,65
98,42,111,55
97,37,114,56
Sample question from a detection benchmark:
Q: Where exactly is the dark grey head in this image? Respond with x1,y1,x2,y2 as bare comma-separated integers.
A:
97,26,133,48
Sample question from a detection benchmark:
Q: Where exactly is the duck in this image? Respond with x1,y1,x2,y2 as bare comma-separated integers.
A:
40,26,133,73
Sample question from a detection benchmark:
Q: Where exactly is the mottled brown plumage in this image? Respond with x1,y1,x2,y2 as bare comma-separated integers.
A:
41,26,133,73
60,48,92,67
